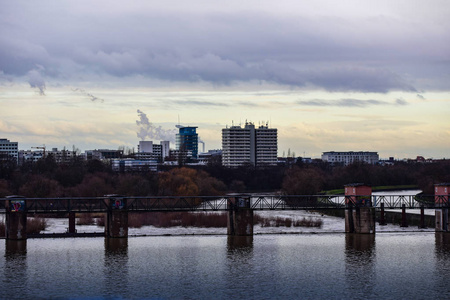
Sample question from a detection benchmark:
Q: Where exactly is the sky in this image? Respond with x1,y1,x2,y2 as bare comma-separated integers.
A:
0,0,449,159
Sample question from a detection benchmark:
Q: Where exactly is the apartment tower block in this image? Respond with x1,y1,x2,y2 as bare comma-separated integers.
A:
222,122,277,167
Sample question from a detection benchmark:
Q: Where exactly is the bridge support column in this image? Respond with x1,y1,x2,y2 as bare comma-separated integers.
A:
227,195,253,236
105,195,128,238
435,184,450,232
401,204,408,227
419,205,426,229
68,212,76,234
379,203,387,225
344,184,375,234
5,196,27,240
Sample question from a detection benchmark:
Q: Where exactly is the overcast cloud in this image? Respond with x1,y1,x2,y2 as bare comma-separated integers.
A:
1,0,449,93
1,1,449,158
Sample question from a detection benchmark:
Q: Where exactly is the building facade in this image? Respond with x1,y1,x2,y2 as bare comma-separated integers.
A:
321,151,379,165
222,122,277,167
176,126,198,159
111,159,157,172
84,149,124,160
19,148,76,164
0,138,18,162
137,140,170,162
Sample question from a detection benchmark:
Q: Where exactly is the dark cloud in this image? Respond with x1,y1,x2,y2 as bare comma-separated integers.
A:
298,99,386,107
170,99,229,107
395,98,408,105
298,98,409,107
72,88,104,102
417,94,426,100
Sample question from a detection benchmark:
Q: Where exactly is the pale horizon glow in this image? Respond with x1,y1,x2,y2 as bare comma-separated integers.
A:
1,1,449,159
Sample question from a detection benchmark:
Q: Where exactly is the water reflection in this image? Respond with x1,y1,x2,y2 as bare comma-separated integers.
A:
434,233,450,294
105,237,128,255
225,236,255,296
435,232,450,257
227,235,253,253
3,240,28,297
345,234,376,296
104,238,129,297
5,239,27,256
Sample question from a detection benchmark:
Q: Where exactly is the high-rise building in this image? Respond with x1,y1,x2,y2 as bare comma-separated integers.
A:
222,122,277,167
0,138,18,162
176,126,198,159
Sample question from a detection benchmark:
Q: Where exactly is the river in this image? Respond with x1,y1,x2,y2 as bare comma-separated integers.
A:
2,233,450,299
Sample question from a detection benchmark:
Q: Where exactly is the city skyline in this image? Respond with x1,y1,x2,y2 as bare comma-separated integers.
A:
1,1,449,159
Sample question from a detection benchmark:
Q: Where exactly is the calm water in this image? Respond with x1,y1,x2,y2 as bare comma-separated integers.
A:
1,233,450,299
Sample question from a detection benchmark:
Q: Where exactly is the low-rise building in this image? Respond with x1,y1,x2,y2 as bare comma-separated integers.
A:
19,148,76,164
111,159,157,172
321,151,379,165
84,149,124,160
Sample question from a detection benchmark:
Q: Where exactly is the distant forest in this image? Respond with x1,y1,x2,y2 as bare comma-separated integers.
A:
0,155,449,198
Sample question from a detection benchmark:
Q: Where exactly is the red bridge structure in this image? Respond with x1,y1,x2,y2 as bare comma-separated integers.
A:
1,183,448,240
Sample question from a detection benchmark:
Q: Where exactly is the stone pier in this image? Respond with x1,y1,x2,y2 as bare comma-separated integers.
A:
5,196,27,240
227,195,253,236
105,195,128,238
344,184,375,234
435,183,450,232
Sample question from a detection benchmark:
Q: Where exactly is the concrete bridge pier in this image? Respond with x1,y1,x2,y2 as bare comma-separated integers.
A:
5,196,27,240
227,195,253,236
435,184,450,232
344,184,375,234
105,195,128,238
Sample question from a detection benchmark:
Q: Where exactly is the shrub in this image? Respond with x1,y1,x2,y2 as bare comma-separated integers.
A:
27,216,47,234
77,213,95,225
254,215,322,228
293,217,323,228
96,214,105,227
127,212,228,228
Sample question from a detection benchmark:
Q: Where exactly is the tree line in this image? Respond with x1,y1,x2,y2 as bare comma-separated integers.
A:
0,154,449,198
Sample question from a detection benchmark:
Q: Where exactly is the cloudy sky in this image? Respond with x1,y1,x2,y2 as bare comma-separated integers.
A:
1,0,449,159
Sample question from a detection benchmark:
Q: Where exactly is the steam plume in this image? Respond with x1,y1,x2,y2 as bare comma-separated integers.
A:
136,109,176,142
27,67,46,95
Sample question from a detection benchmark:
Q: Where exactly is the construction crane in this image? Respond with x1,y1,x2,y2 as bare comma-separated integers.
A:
31,145,46,158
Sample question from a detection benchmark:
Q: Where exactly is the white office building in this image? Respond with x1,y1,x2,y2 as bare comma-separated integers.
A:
0,138,18,162
222,122,277,167
321,151,379,165
137,141,170,161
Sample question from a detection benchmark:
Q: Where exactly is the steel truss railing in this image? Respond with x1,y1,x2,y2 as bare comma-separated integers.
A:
0,194,445,213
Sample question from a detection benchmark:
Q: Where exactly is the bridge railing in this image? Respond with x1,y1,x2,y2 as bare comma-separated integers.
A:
251,195,347,210
14,197,109,213
127,196,228,211
0,194,443,213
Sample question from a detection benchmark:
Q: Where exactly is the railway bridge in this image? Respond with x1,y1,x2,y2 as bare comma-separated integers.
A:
1,183,449,239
